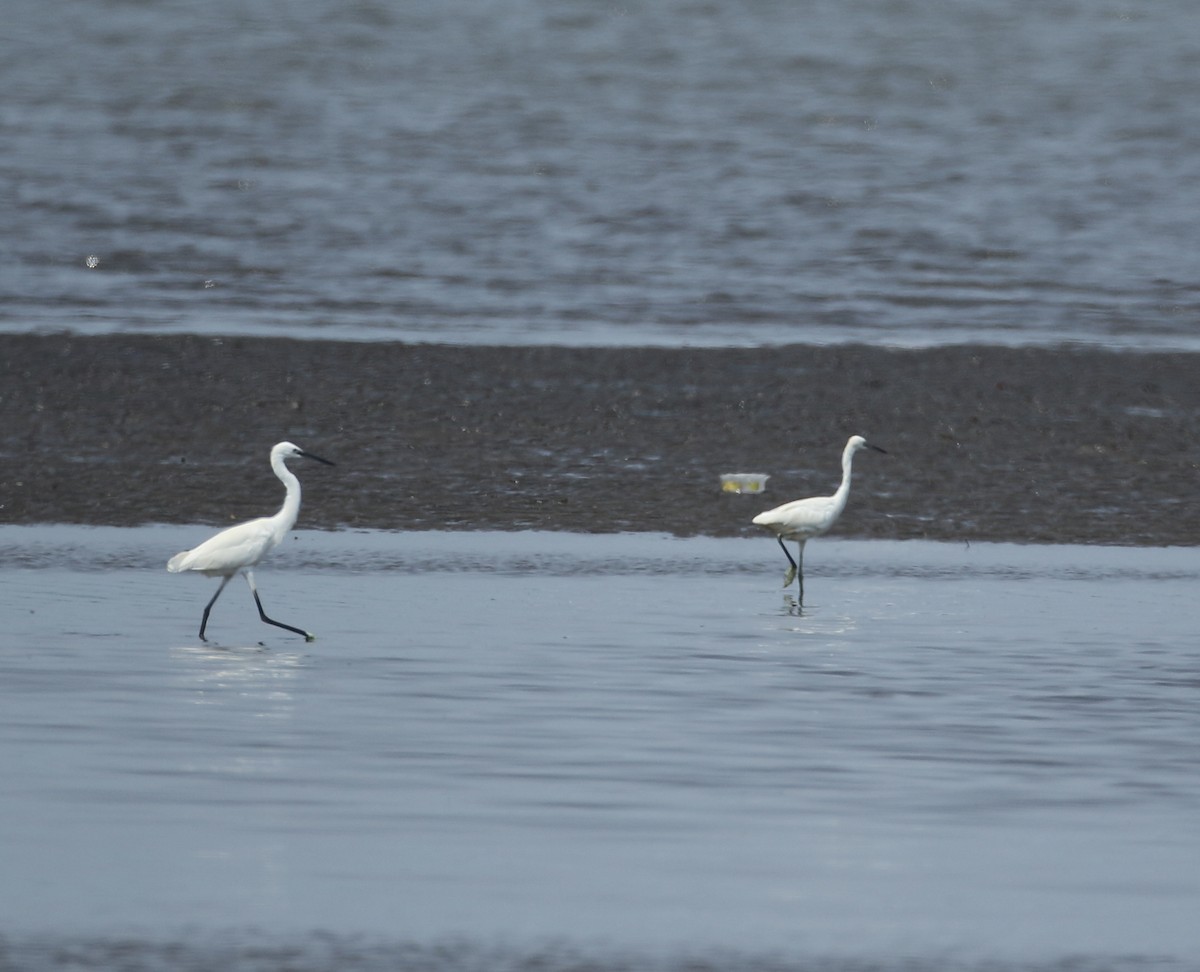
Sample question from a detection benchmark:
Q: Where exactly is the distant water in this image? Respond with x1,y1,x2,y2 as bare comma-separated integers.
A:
3,526,1200,968
3,0,1199,348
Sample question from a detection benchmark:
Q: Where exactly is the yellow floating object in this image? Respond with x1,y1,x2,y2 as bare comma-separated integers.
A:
719,473,769,494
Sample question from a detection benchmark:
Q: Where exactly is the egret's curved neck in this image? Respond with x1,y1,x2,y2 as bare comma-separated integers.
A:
272,455,303,532
832,444,858,506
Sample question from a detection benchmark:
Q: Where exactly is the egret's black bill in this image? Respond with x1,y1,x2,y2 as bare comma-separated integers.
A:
299,450,336,466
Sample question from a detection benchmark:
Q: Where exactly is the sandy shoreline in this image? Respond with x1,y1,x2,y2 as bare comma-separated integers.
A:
2,333,1198,545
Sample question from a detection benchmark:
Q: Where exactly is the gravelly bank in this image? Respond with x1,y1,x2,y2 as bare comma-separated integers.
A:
2,333,1198,545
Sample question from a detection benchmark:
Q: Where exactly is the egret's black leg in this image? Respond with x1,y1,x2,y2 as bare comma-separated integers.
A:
796,541,805,606
774,536,802,592
245,571,314,641
252,591,313,639
776,536,797,571
199,575,232,642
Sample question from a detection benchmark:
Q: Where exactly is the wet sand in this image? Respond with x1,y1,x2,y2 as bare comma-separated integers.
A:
2,333,1198,545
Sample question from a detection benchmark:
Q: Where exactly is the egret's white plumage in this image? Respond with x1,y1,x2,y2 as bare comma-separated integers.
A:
168,441,334,642
752,434,885,600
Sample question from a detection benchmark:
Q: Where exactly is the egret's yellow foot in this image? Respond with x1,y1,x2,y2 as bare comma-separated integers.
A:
783,566,797,588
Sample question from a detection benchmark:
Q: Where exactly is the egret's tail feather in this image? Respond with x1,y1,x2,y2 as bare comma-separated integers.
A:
167,550,191,572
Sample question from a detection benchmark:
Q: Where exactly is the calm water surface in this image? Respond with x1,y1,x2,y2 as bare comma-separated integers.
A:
3,0,1199,348
2,527,1198,967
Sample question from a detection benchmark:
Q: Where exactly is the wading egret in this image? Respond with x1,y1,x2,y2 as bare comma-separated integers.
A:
167,441,334,642
752,435,885,603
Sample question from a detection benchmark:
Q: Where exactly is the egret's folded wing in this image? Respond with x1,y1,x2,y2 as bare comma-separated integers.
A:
752,496,837,536
167,517,275,574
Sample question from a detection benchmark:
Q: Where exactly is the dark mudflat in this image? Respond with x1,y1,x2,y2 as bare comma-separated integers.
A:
2,333,1197,545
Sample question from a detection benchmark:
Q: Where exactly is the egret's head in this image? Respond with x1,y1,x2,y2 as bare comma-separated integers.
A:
847,434,887,455
272,441,335,466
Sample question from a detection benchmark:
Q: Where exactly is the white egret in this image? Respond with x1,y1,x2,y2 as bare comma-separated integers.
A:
752,435,886,602
167,441,334,642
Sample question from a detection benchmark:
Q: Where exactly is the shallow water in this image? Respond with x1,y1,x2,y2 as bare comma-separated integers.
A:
4,0,1200,349
2,526,1199,966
